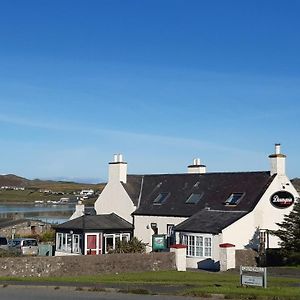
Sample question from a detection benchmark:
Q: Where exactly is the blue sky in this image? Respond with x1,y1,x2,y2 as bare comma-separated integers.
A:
0,0,299,182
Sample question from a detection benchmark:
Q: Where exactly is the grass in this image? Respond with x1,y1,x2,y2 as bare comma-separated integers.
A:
0,183,105,203
0,270,299,299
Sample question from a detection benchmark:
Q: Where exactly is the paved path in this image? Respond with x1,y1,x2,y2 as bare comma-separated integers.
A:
0,285,213,300
0,280,190,295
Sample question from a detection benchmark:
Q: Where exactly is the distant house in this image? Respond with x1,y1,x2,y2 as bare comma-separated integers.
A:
1,186,25,191
63,144,299,269
0,218,51,239
80,189,94,196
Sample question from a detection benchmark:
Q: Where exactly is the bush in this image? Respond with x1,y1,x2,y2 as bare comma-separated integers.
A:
286,252,300,266
39,230,55,243
110,237,146,254
21,229,55,243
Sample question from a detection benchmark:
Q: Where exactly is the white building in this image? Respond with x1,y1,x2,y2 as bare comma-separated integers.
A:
76,144,299,268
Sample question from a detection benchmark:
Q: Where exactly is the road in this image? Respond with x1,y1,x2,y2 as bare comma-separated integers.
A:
0,285,211,300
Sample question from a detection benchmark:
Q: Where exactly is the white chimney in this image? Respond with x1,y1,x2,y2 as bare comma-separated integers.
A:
69,200,85,220
188,158,206,174
269,143,286,176
108,153,127,183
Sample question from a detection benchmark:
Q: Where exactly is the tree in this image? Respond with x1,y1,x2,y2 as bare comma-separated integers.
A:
273,198,300,253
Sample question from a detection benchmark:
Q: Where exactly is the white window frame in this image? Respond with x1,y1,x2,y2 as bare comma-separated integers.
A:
182,233,212,258
103,233,130,254
72,234,81,253
56,232,82,254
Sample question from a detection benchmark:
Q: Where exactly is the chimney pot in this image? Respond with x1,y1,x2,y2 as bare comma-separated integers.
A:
269,143,286,176
113,154,118,162
109,153,127,183
188,157,206,174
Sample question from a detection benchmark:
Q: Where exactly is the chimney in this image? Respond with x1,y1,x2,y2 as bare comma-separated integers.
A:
268,143,286,176
69,200,85,220
108,153,127,183
188,158,206,174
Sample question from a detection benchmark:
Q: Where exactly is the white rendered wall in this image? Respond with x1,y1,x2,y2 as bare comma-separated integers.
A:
94,180,136,223
134,215,187,252
109,163,127,183
270,157,286,176
222,174,299,249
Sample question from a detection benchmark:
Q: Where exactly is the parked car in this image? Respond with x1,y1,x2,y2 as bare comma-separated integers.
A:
0,237,8,251
10,238,39,256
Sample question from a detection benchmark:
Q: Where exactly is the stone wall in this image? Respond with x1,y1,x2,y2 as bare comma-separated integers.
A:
235,249,258,267
0,220,51,239
0,252,175,277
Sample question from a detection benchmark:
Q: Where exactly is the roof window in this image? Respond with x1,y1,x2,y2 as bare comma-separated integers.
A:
153,192,170,205
225,193,245,206
185,193,204,204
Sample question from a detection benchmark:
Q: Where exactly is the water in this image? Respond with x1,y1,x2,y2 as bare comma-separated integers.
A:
0,203,76,224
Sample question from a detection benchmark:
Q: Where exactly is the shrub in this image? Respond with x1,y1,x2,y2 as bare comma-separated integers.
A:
111,237,146,254
21,229,55,243
286,252,300,266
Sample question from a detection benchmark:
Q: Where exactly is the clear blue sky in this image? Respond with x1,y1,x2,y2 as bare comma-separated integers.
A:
0,0,299,182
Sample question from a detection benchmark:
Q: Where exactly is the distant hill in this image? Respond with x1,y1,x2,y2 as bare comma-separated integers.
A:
0,174,106,203
0,174,29,187
0,174,105,192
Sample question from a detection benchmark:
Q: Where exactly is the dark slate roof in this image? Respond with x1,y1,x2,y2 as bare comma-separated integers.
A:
54,213,133,231
132,171,275,217
174,210,248,234
121,175,143,206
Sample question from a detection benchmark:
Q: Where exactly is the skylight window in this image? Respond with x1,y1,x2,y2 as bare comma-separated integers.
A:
185,193,204,204
225,193,245,206
153,192,170,205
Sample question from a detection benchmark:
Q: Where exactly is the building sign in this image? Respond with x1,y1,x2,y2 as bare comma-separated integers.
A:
270,191,294,209
152,234,167,251
240,266,267,288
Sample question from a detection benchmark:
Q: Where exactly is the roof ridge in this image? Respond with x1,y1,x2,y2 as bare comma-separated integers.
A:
128,171,270,177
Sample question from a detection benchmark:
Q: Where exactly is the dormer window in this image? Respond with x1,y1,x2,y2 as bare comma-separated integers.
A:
225,193,245,206
153,192,170,205
186,193,204,204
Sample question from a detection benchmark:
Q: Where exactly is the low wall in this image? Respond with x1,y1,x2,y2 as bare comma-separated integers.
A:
235,249,258,267
0,252,175,277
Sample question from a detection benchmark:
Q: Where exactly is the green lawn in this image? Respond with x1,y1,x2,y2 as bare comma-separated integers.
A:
0,270,299,299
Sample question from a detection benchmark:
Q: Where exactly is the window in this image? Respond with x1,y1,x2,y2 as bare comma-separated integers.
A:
153,192,170,205
185,193,204,204
182,234,212,258
225,193,245,206
56,233,64,251
104,233,130,254
195,236,203,256
56,232,82,254
23,240,38,247
72,234,81,253
204,237,212,256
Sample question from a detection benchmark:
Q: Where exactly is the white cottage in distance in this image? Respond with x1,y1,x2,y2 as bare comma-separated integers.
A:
55,144,298,268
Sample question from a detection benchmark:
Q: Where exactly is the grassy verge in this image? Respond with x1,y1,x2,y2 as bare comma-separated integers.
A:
0,270,299,299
